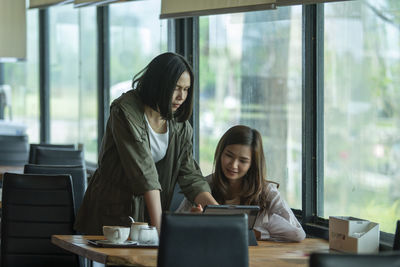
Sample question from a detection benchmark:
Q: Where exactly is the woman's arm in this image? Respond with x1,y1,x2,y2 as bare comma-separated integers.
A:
176,123,215,203
254,184,306,242
144,190,162,233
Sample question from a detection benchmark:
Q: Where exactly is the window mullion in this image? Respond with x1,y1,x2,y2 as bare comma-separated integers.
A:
39,9,50,143
302,4,318,224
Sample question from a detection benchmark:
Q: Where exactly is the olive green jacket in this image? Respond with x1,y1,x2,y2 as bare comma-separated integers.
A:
74,90,211,234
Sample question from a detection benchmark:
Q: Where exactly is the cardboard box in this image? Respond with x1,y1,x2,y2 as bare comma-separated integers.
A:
329,216,380,253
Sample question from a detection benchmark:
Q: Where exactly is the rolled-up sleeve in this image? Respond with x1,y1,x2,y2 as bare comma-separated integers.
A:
176,123,211,202
254,184,306,242
110,106,161,195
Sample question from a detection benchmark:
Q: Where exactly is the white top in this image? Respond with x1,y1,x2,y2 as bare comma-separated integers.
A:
176,174,306,242
144,115,169,163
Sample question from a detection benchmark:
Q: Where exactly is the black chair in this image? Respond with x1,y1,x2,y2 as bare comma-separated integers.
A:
34,147,84,166
28,143,75,164
158,212,249,267
24,164,87,215
1,172,79,267
0,134,29,165
309,252,400,267
394,220,400,251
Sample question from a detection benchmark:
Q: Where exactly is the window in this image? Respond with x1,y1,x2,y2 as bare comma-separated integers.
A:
49,5,97,162
198,7,303,209
324,0,400,233
109,0,168,102
2,9,40,143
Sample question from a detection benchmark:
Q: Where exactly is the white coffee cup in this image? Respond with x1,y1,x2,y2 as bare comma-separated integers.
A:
130,222,148,241
102,226,130,244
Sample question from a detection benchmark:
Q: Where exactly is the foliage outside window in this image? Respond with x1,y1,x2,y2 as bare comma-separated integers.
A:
49,5,97,162
198,7,303,209
323,0,400,233
109,0,167,102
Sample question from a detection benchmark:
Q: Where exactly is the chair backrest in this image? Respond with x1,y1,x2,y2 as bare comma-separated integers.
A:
29,144,75,164
24,164,87,215
0,134,29,165
34,147,84,166
309,252,400,267
394,220,400,251
158,212,249,267
1,172,79,267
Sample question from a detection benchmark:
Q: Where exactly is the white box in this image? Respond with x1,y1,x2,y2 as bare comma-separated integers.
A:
329,216,380,253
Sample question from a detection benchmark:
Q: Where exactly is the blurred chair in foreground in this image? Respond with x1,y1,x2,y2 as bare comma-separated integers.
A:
394,220,400,251
158,213,249,267
309,252,400,267
24,164,87,215
1,172,78,267
28,144,75,164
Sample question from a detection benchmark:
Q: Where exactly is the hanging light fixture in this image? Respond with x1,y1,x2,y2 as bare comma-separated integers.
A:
0,0,27,62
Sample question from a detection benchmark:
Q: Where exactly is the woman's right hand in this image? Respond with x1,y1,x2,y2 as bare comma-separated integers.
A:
190,204,203,213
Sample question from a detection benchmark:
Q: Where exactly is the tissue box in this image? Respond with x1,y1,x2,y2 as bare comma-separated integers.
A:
329,216,379,253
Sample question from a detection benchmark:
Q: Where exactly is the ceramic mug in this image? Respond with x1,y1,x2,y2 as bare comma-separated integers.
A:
130,222,149,242
102,226,130,244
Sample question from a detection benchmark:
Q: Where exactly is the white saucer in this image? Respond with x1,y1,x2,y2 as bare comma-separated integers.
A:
97,240,138,246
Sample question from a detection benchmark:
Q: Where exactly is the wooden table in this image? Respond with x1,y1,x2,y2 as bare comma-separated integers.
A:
52,235,329,267
0,165,24,180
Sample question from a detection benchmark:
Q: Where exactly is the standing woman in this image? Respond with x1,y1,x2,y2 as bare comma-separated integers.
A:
75,52,218,234
177,125,305,242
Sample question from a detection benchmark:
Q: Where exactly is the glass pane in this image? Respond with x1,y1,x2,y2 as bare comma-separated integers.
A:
199,7,303,209
324,0,400,233
79,7,98,162
109,0,168,102
2,10,40,143
49,5,97,162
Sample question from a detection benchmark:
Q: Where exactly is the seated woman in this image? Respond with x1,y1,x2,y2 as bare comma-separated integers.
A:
176,125,306,242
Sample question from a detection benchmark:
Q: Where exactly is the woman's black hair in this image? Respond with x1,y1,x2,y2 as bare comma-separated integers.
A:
132,52,194,122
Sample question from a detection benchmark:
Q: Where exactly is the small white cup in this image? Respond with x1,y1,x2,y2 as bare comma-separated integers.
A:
130,222,148,242
138,226,159,245
102,226,130,244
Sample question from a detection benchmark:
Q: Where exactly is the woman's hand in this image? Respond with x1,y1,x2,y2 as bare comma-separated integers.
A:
190,204,203,213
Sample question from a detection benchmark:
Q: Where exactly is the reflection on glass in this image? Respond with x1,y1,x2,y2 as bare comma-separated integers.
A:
49,5,97,162
324,0,400,233
109,0,167,102
199,7,302,209
2,9,39,143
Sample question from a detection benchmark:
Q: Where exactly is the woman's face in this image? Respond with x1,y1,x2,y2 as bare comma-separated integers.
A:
221,144,252,182
172,71,190,112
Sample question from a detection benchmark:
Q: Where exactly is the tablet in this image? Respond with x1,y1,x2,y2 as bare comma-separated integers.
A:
203,205,260,230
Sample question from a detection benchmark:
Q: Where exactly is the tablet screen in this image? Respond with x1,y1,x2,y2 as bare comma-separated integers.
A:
203,205,260,230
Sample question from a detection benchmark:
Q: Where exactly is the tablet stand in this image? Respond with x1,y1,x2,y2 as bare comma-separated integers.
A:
248,229,258,246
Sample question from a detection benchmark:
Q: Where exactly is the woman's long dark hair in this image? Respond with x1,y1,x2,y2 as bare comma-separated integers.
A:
132,52,194,122
212,125,278,212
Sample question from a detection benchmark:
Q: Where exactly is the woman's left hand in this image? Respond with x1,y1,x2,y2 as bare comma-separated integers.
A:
190,204,203,213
